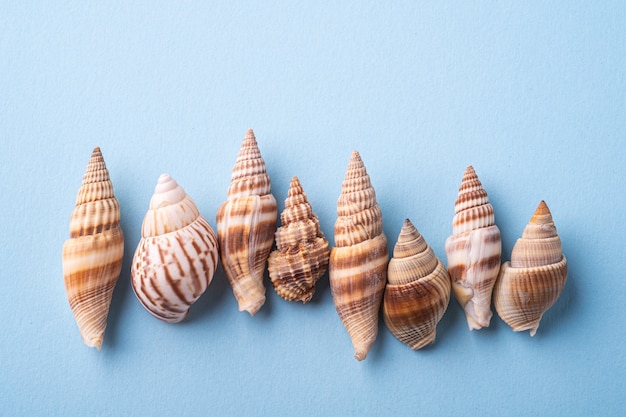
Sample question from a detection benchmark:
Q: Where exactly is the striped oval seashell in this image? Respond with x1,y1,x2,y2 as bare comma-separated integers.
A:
444,165,501,330
329,150,388,361
268,176,329,303
216,129,277,316
383,219,451,350
131,174,219,323
493,201,567,336
62,147,124,349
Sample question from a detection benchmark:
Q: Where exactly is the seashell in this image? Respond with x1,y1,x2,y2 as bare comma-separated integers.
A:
383,219,451,350
62,147,124,349
329,150,388,361
216,129,277,316
268,176,329,303
131,174,219,323
493,201,567,336
444,165,501,330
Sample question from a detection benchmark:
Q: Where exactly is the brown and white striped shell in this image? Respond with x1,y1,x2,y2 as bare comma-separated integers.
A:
383,219,451,350
493,201,567,336
62,147,124,349
131,174,219,323
329,151,388,361
268,176,329,303
444,166,501,330
216,129,277,316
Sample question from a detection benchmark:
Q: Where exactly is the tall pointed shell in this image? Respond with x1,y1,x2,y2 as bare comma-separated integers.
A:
444,166,501,330
62,147,124,349
383,219,451,350
131,174,219,323
329,151,388,361
268,176,329,303
216,129,277,316
494,201,567,336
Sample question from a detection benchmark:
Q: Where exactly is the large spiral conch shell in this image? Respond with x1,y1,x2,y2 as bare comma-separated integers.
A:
444,166,501,330
62,147,124,349
131,174,219,323
493,201,567,336
216,129,277,316
329,151,388,361
383,219,451,350
268,176,329,303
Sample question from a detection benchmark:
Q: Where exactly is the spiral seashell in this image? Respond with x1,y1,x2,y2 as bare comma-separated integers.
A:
131,174,219,323
383,219,451,350
493,201,567,336
268,176,329,303
329,150,388,361
62,147,124,349
444,165,501,330
216,129,277,316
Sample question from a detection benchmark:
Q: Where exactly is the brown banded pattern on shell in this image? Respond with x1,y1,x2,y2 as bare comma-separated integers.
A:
494,201,567,336
62,147,124,349
131,174,219,323
383,219,451,350
216,129,277,316
444,166,501,330
329,150,388,361
268,176,329,303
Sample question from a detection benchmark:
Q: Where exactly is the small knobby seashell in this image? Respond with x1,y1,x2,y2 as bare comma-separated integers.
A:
131,174,219,323
493,201,567,336
329,150,388,361
216,129,277,316
444,166,501,330
383,219,451,350
268,176,329,303
62,147,124,349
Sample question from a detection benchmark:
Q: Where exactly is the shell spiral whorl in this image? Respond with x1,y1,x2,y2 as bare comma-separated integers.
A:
444,166,501,330
494,201,567,336
383,219,451,350
131,174,219,323
216,129,278,316
62,147,124,349
268,176,329,303
329,150,388,361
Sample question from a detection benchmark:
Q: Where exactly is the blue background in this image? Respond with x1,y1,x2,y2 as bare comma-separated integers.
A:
1,2,625,416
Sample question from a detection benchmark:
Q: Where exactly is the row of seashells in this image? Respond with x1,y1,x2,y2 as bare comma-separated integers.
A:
62,130,567,358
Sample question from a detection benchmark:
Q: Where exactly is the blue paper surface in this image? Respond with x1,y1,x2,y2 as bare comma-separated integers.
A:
1,2,625,416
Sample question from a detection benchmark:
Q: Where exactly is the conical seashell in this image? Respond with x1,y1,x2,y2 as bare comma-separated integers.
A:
329,151,388,361
383,219,451,350
216,129,277,316
131,174,219,323
268,176,329,303
444,166,501,330
62,147,124,349
493,201,567,336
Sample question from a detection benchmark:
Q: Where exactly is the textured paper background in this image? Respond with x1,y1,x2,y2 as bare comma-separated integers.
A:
1,2,625,416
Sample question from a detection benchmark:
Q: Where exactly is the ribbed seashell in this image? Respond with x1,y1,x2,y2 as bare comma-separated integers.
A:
329,151,388,361
62,147,124,349
268,176,329,303
383,219,451,350
216,129,277,316
444,166,501,330
131,174,219,323
494,201,567,336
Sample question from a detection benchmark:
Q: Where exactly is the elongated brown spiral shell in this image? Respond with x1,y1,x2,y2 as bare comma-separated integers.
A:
216,129,277,316
329,151,388,361
444,166,501,330
268,176,329,303
494,201,567,336
62,147,124,349
383,219,451,350
131,174,219,323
